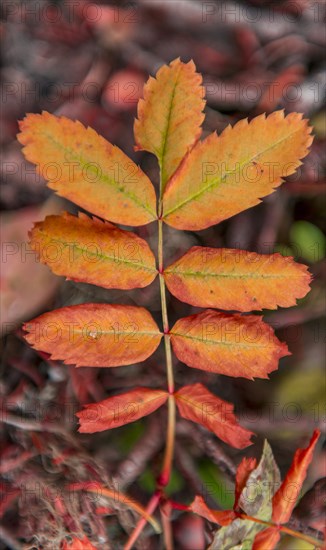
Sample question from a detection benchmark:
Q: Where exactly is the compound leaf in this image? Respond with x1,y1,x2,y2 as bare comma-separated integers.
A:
30,212,157,290
23,304,162,367
164,247,311,311
170,310,289,380
205,432,321,550
18,112,157,226
134,58,205,192
77,387,168,433
162,111,313,230
174,383,253,449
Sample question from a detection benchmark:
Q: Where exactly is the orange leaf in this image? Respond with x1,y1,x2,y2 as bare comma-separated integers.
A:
30,212,157,290
23,304,162,367
134,58,205,191
162,111,313,230
272,429,320,524
234,457,257,509
170,310,289,380
191,457,258,526
77,387,168,433
189,496,235,526
61,536,97,549
164,247,311,311
174,383,253,449
18,112,157,226
252,527,280,550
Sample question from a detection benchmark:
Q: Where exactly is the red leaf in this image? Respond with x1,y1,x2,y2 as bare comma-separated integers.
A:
234,457,257,509
189,496,235,526
174,383,253,449
272,430,321,524
23,303,162,367
61,536,97,549
252,527,280,550
77,387,168,433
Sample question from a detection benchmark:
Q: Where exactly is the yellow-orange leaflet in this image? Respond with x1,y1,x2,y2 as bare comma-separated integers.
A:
164,247,311,311
174,383,253,449
77,387,168,433
30,212,157,290
134,58,205,192
170,310,289,380
24,304,162,367
163,111,313,230
18,112,157,226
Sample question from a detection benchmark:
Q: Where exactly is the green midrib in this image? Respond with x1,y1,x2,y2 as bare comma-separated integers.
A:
42,131,156,217
163,126,303,217
171,332,270,349
37,231,157,274
159,67,180,188
164,268,300,279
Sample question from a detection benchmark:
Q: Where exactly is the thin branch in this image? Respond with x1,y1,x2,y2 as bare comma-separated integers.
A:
177,421,237,478
175,443,207,497
124,491,161,550
160,500,174,550
114,415,163,489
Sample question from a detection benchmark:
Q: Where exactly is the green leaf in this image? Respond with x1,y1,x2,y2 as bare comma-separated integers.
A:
208,518,263,550
239,441,281,521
